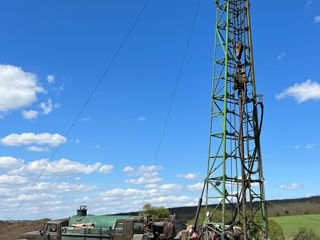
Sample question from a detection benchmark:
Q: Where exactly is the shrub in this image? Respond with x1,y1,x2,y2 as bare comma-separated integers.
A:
139,203,170,218
293,228,320,240
268,220,284,240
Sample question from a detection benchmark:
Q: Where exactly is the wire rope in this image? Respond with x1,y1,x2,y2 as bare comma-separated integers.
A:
10,0,151,220
141,0,201,205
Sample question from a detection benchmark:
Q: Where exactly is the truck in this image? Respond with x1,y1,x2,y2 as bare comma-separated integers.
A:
18,219,68,240
18,206,186,240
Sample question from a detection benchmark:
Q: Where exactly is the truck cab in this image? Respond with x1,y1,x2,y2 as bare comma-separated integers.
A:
18,219,68,240
113,219,144,240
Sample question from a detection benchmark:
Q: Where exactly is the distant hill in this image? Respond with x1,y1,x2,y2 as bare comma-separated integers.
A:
115,196,320,223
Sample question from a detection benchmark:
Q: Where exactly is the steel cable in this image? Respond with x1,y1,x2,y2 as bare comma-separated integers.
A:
141,0,201,205
9,0,151,220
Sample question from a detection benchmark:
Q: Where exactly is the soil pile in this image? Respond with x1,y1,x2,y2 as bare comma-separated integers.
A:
0,220,46,240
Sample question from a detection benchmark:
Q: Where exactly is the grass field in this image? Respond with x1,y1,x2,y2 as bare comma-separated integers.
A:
270,214,320,237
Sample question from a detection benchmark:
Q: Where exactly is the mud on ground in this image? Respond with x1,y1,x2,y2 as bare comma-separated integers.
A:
0,220,46,240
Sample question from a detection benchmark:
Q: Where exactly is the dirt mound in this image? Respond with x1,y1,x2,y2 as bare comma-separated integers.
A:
0,220,46,240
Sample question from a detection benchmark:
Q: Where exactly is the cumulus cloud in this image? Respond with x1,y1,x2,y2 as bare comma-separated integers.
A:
6,193,57,202
27,146,50,152
0,64,44,112
29,182,98,193
123,166,134,172
177,172,199,180
124,165,163,185
8,158,114,176
100,185,183,201
186,182,203,191
0,175,28,185
1,132,66,147
98,165,114,174
38,99,59,115
276,79,320,103
148,196,192,204
125,177,162,185
47,75,55,84
73,184,196,215
315,16,320,23
124,165,163,177
158,184,182,191
1,180,193,219
279,183,302,190
22,110,39,120
145,184,158,189
0,156,24,170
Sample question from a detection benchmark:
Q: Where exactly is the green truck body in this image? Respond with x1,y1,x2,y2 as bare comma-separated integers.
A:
18,207,185,240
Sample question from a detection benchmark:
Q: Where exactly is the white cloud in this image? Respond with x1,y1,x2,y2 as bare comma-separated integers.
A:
145,184,158,189
0,187,17,197
74,177,80,181
29,182,98,193
315,16,320,23
100,184,183,201
277,52,286,60
47,75,55,84
305,144,315,149
75,139,80,144
7,158,114,177
0,156,24,170
0,175,28,185
148,195,192,204
6,193,57,202
279,183,302,190
186,182,203,191
95,144,100,150
124,165,163,177
22,110,39,120
177,172,199,180
124,165,163,185
306,193,318,197
138,116,146,121
0,64,44,112
38,99,59,115
98,165,114,174
123,166,134,172
27,146,50,152
1,132,66,147
1,180,193,219
125,177,162,185
293,145,300,150
276,79,320,103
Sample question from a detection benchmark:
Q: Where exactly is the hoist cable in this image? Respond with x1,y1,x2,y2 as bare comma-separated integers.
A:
10,0,151,220
151,0,201,166
141,0,201,205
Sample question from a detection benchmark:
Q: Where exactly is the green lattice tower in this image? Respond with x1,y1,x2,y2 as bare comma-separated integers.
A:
204,0,268,239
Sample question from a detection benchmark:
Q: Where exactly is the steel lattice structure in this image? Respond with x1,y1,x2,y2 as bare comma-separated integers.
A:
203,0,268,239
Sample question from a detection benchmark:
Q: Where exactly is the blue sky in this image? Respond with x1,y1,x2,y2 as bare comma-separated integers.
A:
0,0,319,220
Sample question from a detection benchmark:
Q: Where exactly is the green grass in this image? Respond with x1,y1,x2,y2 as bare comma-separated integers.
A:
270,214,320,237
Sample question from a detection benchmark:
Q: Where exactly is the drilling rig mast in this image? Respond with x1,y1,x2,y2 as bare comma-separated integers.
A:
199,0,268,239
